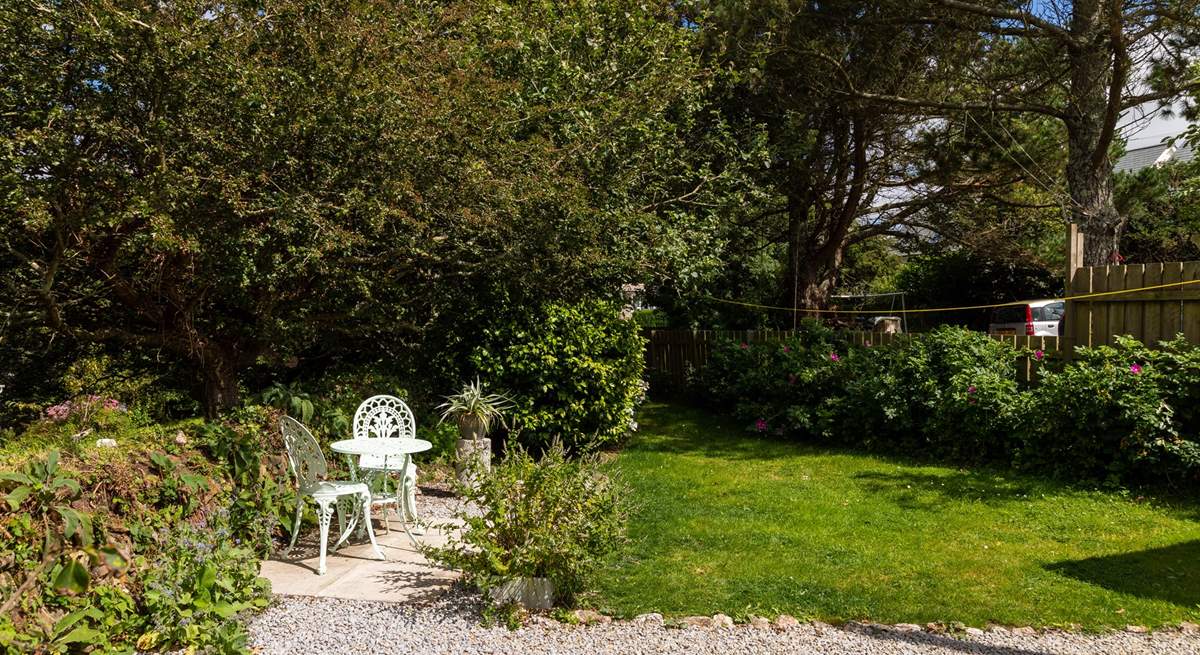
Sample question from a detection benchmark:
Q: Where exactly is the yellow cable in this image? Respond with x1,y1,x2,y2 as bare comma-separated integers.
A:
704,277,1200,315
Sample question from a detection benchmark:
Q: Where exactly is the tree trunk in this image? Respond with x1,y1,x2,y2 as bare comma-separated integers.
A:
1065,0,1124,266
200,343,241,418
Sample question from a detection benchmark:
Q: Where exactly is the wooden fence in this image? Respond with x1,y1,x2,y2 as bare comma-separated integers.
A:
643,329,1061,387
1065,261,1200,348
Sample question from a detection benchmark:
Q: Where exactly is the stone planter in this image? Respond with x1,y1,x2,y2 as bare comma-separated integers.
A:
488,577,555,610
455,437,491,485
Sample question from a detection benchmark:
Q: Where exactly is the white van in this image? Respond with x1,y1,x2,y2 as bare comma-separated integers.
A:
988,299,1065,337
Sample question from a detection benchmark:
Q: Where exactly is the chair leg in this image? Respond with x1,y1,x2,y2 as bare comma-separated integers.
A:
317,500,334,575
334,499,346,552
288,497,304,552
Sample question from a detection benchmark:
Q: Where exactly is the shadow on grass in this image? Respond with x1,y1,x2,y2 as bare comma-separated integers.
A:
851,469,1043,511
843,623,1061,655
1045,540,1200,608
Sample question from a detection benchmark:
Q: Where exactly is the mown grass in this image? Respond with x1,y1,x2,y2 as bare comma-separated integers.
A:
594,402,1200,629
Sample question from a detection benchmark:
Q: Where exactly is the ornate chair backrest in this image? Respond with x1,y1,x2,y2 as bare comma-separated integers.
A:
353,395,416,469
280,416,327,489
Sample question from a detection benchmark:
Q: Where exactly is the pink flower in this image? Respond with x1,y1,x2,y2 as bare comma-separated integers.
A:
787,373,796,385
967,385,977,394
829,352,840,362
103,398,120,410
44,401,72,422
740,342,749,350
1130,363,1142,375
755,418,768,432
1034,350,1044,361
865,340,872,347
782,345,791,353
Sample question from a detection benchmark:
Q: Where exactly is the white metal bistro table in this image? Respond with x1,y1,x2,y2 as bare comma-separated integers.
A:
329,438,432,548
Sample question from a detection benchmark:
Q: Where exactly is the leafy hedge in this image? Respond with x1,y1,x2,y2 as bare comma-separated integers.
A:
701,325,1200,486
471,300,646,452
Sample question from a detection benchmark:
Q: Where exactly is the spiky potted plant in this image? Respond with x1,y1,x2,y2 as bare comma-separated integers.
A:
438,378,514,484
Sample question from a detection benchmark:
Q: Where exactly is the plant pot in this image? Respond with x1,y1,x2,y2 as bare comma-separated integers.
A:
455,437,491,485
487,577,555,610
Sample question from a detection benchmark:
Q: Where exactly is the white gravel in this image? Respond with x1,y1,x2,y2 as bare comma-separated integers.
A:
247,591,1200,655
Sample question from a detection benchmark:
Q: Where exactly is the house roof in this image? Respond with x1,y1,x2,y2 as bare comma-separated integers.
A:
1114,140,1196,174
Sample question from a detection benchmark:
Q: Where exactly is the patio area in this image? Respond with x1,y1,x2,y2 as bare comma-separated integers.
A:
259,515,461,603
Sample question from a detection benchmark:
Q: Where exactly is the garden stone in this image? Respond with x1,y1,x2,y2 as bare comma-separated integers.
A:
174,430,188,446
774,615,800,630
527,616,559,628
1126,625,1149,634
680,616,713,629
711,613,734,629
748,616,771,629
893,624,922,632
965,627,984,636
571,610,610,625
95,438,117,448
632,613,663,626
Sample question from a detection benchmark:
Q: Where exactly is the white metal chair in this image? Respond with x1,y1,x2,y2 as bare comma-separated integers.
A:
281,416,383,575
352,395,421,534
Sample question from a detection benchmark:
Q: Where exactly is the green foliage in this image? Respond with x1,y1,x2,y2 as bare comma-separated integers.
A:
701,326,1200,486
200,406,293,556
1022,336,1200,483
425,443,628,605
0,452,132,652
136,513,271,654
262,383,316,424
1115,158,1200,263
437,378,514,440
471,301,646,451
895,251,1061,331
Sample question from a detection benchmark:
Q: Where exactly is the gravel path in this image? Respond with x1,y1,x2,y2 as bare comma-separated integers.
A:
248,591,1200,655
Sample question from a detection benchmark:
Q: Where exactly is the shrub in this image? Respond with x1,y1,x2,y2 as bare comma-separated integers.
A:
1020,336,1200,483
136,511,271,653
471,300,645,452
697,326,1200,486
425,443,628,605
704,326,1026,461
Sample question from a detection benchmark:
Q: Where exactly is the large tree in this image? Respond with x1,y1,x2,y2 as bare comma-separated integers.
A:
844,0,1200,265
0,0,719,415
693,1,1056,311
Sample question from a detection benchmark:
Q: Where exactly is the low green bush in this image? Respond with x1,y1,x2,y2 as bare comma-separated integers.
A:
1022,336,1200,483
425,443,628,606
471,300,646,452
699,325,1200,486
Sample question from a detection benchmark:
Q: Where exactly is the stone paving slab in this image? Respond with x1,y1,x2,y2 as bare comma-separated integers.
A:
260,518,461,603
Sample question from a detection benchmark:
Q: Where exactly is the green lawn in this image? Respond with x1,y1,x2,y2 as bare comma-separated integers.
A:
594,402,1200,629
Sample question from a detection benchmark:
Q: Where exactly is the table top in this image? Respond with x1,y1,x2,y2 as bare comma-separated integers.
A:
330,438,433,457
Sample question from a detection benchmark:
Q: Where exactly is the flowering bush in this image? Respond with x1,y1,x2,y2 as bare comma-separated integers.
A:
44,395,127,423
1020,336,1200,483
700,327,1200,486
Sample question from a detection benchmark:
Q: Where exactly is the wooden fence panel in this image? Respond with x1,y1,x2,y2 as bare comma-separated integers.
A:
1065,260,1200,350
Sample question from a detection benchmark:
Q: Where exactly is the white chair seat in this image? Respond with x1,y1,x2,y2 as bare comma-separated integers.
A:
302,479,370,500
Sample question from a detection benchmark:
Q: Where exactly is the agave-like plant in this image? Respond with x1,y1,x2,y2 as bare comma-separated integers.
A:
438,378,515,440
